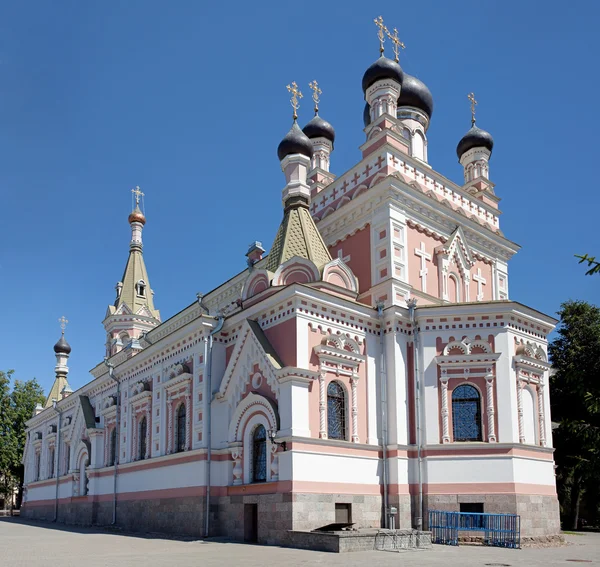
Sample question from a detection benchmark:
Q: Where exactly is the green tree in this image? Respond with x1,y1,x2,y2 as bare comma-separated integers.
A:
0,370,18,506
576,254,600,275
549,300,600,529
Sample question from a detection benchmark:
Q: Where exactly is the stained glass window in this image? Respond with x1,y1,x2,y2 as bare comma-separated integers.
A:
252,425,267,483
176,404,186,453
109,428,117,466
327,381,346,440
452,384,482,442
139,416,147,460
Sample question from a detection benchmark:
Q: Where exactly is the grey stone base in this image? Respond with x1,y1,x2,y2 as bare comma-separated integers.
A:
424,493,561,537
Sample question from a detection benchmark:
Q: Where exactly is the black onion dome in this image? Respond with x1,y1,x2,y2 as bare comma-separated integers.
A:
54,334,71,355
456,124,494,159
277,121,314,161
362,56,404,93
363,103,371,127
397,74,434,118
303,114,335,145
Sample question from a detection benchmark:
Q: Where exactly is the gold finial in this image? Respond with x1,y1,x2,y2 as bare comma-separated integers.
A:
58,315,68,334
131,185,144,207
286,81,303,120
374,16,388,55
468,92,477,126
386,27,405,62
308,80,322,114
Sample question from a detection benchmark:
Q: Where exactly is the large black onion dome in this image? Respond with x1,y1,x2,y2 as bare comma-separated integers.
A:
277,121,314,161
397,74,434,118
54,334,71,355
303,114,335,145
456,124,494,159
363,103,371,127
362,56,404,93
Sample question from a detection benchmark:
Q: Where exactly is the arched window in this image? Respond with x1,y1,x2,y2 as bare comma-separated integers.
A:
49,447,55,478
452,384,482,441
252,425,267,483
176,403,186,453
35,452,41,481
139,416,147,460
522,387,537,445
135,280,146,297
327,381,347,440
109,428,117,466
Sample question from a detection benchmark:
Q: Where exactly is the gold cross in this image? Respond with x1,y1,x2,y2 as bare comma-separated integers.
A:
386,27,405,62
374,16,388,55
58,315,68,333
308,80,322,113
131,185,144,207
468,92,477,125
286,81,303,120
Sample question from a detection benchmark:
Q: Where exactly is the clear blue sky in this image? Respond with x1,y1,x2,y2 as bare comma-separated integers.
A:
1,1,598,396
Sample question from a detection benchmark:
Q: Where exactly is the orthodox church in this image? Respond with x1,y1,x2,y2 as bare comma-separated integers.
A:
21,19,559,545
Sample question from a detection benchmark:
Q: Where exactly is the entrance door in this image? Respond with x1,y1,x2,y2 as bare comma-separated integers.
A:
244,504,258,543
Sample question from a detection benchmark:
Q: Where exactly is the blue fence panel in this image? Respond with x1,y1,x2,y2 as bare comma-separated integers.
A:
428,510,520,549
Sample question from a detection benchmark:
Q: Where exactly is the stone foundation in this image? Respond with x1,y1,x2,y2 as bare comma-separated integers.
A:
424,493,560,537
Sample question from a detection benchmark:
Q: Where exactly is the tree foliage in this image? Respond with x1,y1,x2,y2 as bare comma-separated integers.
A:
576,254,600,276
549,300,600,528
0,370,45,507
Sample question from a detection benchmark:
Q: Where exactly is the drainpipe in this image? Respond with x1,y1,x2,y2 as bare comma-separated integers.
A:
406,298,423,530
199,293,224,539
51,400,62,522
104,358,120,525
376,300,389,528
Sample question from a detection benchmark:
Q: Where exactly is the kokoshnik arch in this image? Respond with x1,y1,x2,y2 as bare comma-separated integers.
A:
21,17,559,545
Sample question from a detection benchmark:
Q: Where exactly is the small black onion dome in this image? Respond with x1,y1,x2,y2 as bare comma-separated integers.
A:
277,120,314,161
54,334,71,355
456,124,494,159
397,74,434,118
303,114,335,145
362,56,404,93
363,103,371,127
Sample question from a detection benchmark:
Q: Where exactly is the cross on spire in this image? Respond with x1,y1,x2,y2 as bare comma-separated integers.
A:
308,80,322,114
58,315,68,334
286,81,303,120
468,92,477,126
386,27,405,62
374,16,388,55
132,185,144,207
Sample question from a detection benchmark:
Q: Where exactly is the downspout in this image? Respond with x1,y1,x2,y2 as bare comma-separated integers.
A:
407,298,423,530
199,292,224,539
104,358,120,525
52,400,62,522
376,300,389,528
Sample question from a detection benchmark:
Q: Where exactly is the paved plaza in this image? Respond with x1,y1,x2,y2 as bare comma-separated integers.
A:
1,518,598,566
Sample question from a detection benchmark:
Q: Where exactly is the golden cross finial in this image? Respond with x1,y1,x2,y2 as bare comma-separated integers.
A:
131,185,144,207
468,92,477,125
374,16,388,55
386,27,405,62
308,80,322,114
286,81,303,120
58,315,68,333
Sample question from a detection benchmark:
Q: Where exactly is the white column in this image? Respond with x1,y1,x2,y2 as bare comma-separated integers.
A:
145,407,151,459
270,443,279,482
440,375,450,443
351,375,359,443
319,370,327,439
131,413,138,461
231,445,243,485
166,400,173,454
516,379,525,444
185,392,192,451
485,372,496,442
537,381,546,447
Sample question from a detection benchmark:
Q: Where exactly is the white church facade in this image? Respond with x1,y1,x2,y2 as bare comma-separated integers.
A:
21,22,560,544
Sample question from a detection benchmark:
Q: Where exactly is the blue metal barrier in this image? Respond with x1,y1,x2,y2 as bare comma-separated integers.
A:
428,510,520,549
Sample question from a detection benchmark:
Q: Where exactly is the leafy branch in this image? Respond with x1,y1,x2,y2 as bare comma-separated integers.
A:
576,254,600,276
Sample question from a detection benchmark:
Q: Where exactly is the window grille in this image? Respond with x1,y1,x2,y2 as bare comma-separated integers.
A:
252,425,267,483
327,381,346,440
139,416,147,460
176,404,186,453
452,384,482,441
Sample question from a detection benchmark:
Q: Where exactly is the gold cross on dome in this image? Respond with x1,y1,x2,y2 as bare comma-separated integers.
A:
308,80,322,113
386,27,405,62
468,92,478,125
286,81,303,120
58,315,68,333
374,16,388,55
131,185,144,206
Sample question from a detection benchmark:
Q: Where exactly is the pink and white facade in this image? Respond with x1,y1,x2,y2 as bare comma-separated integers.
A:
21,52,560,544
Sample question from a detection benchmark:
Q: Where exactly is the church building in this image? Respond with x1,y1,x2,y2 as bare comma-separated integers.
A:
21,19,560,545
